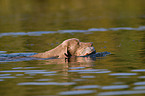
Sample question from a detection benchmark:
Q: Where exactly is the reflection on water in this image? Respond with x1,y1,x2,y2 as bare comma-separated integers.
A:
0,31,145,96
59,90,96,95
74,85,100,89
101,85,129,90
18,82,76,85
98,90,145,96
1,62,145,96
0,61,145,95
109,73,137,76
134,86,145,90
134,82,145,85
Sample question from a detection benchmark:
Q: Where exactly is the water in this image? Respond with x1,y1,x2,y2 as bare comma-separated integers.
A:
0,0,145,96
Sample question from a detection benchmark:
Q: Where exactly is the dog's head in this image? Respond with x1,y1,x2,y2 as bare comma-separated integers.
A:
62,38,96,57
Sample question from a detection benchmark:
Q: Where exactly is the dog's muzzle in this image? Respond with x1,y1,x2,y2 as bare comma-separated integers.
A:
80,47,96,56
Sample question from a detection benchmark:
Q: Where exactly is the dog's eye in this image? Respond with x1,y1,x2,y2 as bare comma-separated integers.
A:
78,42,81,45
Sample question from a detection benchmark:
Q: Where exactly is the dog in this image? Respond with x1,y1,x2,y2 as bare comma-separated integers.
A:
30,38,96,58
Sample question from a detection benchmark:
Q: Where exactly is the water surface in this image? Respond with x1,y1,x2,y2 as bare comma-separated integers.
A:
0,0,145,96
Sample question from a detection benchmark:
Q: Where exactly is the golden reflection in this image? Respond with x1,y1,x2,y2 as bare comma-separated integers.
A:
43,56,95,65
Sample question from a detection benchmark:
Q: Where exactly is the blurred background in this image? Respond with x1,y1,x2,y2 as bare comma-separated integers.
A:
0,0,145,32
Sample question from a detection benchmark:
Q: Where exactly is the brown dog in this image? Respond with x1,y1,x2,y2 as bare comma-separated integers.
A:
30,38,96,58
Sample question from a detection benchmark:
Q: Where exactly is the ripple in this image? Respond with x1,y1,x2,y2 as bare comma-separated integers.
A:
12,67,23,69
81,76,96,78
0,70,46,73
134,86,145,90
0,70,58,76
0,79,4,81
68,69,107,72
132,69,145,72
16,74,24,76
35,79,53,81
134,81,145,85
59,90,96,95
69,67,86,69
0,76,16,78
43,74,57,76
101,85,129,90
74,85,100,89
12,67,38,69
0,26,145,37
24,67,39,69
138,76,145,78
0,53,36,57
79,71,111,74
109,27,134,31
0,70,26,73
0,51,7,53
73,79,86,81
68,69,110,74
25,71,57,74
88,28,108,31
0,31,55,37
98,90,145,96
18,82,76,85
58,30,88,33
109,73,137,76
0,74,11,76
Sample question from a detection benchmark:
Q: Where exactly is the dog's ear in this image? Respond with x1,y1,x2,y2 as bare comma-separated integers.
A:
64,50,71,58
58,41,71,58
67,39,79,56
59,38,79,58
63,42,72,58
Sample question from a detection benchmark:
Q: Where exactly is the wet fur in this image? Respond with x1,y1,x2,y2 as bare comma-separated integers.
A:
30,38,95,58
